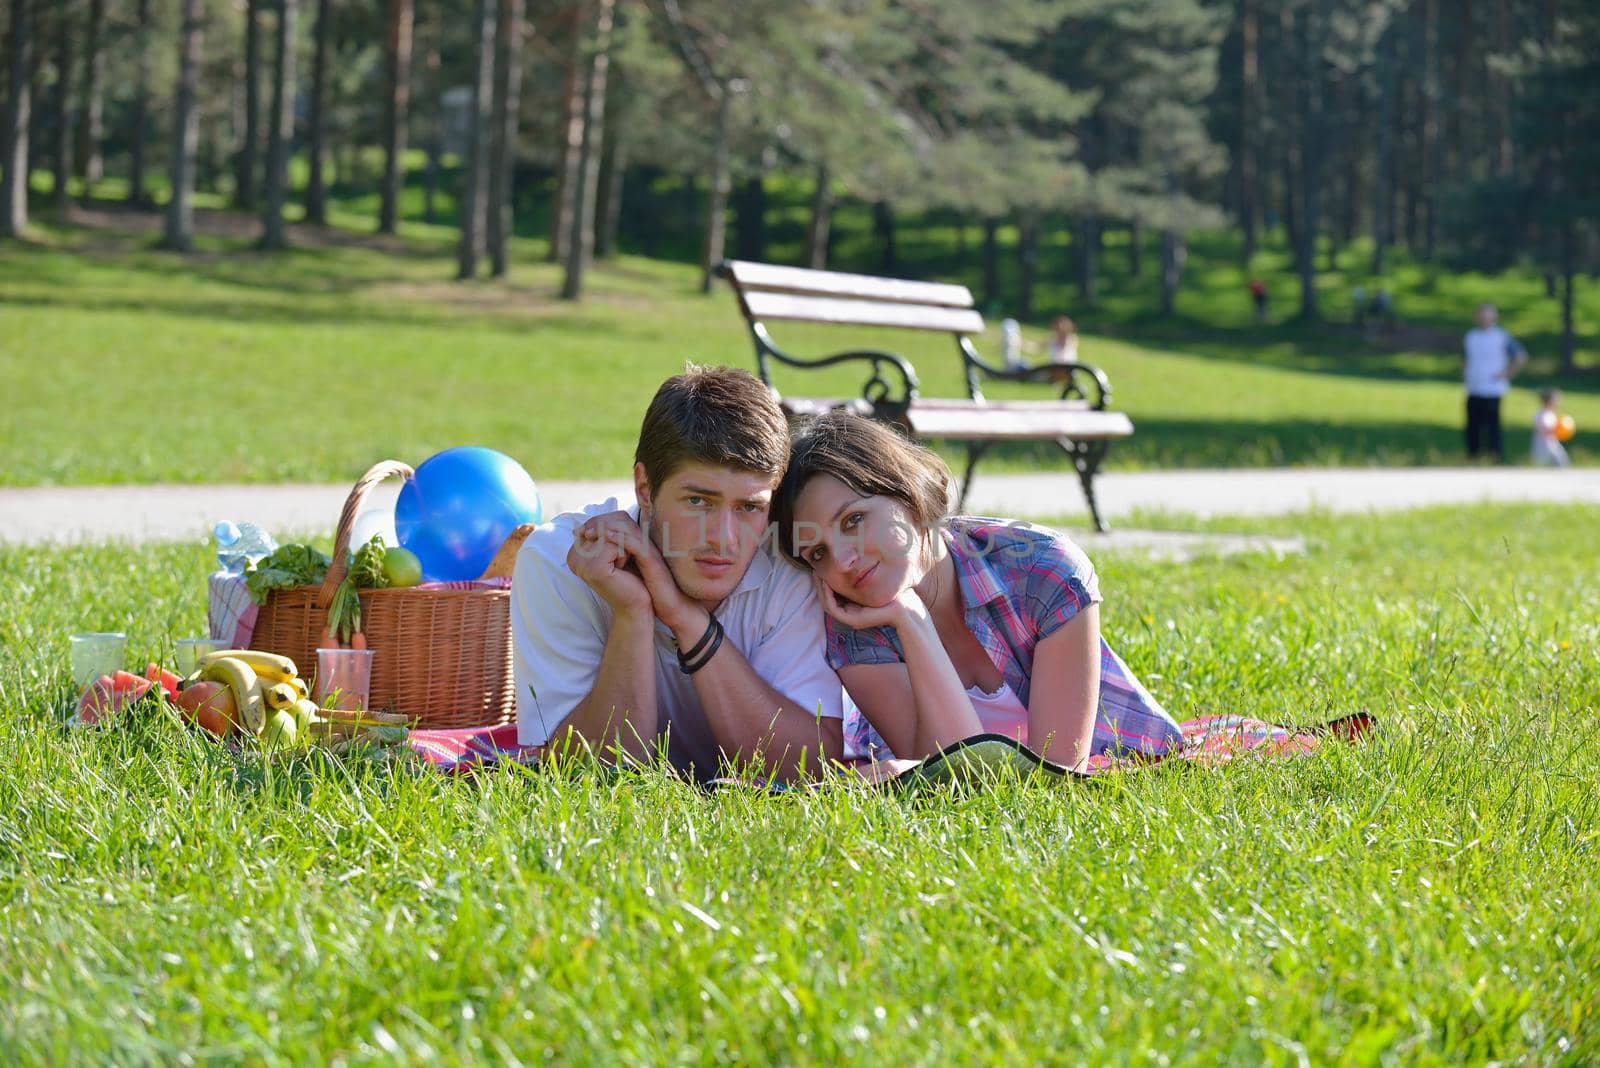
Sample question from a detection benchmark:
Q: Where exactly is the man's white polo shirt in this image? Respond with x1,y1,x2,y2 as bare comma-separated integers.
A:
510,498,845,778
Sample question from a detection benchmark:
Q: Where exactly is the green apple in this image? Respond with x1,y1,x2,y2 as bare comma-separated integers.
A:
262,709,299,751
383,546,424,588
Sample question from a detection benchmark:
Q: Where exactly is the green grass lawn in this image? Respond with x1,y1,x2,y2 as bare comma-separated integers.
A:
0,202,1595,486
2,504,1597,1061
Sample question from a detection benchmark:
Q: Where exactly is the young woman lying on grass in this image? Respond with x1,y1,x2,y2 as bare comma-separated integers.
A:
773,411,1184,770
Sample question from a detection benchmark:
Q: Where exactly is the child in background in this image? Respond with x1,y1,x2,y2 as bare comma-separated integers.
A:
1047,316,1079,363
1000,318,1024,369
1531,389,1571,468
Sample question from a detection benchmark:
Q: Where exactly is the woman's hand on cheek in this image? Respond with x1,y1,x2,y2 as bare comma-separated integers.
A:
814,574,927,631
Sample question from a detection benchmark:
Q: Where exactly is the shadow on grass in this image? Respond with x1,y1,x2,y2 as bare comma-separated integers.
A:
66,201,463,264
0,287,638,339
1093,314,1600,395
930,416,1524,471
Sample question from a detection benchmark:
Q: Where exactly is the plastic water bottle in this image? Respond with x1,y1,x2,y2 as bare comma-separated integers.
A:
214,520,277,573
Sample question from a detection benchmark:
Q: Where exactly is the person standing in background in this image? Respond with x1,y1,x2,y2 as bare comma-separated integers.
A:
1462,303,1528,463
1249,278,1269,322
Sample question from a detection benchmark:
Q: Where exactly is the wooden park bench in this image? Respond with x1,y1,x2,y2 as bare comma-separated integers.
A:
718,259,1134,532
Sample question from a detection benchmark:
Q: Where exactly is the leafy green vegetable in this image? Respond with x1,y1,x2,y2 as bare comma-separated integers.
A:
326,536,390,643
349,536,389,591
244,544,332,605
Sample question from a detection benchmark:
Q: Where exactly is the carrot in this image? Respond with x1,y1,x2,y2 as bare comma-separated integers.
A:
319,627,340,650
350,631,368,651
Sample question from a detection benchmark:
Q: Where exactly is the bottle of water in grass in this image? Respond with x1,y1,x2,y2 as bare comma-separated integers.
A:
214,520,277,574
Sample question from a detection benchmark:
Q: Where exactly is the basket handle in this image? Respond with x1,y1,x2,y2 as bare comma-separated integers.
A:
317,459,416,609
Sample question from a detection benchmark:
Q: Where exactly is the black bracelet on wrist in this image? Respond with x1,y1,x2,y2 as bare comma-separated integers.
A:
679,616,725,675
675,612,718,666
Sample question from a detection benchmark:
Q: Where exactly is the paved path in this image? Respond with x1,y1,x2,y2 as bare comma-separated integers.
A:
3,468,1595,548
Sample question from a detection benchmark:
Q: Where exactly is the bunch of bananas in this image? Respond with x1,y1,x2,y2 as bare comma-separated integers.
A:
189,649,409,754
191,649,318,750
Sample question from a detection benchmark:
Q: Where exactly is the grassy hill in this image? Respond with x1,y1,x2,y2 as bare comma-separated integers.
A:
0,192,1593,486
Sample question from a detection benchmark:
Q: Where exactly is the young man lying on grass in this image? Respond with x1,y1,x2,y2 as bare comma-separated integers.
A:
510,365,845,782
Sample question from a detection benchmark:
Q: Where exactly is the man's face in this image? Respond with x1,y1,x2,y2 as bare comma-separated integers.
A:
1476,305,1497,329
635,462,777,608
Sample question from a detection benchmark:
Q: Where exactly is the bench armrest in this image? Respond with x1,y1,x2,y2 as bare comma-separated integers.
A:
958,338,1114,409
748,322,920,415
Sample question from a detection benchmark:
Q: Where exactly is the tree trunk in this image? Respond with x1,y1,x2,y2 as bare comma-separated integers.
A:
2,0,33,237
546,6,581,264
421,28,440,225
733,174,765,262
163,0,203,251
981,218,999,310
379,0,414,234
52,3,75,211
594,112,626,258
259,0,296,250
1492,1,1514,178
698,89,731,294
1338,71,1362,251
1294,2,1325,321
872,199,896,275
802,162,831,269
1128,218,1143,279
1276,3,1300,269
235,0,262,209
77,0,106,192
1420,0,1438,261
1559,230,1576,375
1159,229,1184,316
1075,215,1097,304
129,0,153,207
488,0,525,276
561,0,612,299
1371,12,1395,277
1282,150,1300,267
1017,213,1038,320
24,27,43,181
456,0,496,279
1239,0,1259,264
303,0,331,225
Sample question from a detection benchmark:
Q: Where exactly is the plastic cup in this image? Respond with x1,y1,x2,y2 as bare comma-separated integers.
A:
69,632,126,689
174,638,230,676
315,648,374,711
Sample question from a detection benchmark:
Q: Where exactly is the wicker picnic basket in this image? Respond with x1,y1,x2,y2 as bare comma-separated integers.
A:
247,459,535,729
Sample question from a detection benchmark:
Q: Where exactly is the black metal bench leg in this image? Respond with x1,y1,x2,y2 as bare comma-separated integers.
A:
1059,438,1110,533
955,441,992,514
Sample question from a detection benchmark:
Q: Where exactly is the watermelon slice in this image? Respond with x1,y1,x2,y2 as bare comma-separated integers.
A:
75,671,158,727
143,662,182,701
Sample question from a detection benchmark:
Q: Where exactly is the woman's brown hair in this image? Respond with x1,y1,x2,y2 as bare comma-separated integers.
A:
771,410,954,562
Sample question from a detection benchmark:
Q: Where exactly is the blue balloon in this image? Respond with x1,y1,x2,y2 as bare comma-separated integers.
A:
395,447,543,582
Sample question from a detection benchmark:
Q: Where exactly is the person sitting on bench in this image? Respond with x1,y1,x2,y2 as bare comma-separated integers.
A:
772,410,1182,771
511,365,845,782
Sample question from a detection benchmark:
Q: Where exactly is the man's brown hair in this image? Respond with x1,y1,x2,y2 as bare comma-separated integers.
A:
635,365,789,491
771,409,955,562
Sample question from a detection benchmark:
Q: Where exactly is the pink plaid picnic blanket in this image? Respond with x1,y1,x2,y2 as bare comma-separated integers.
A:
407,712,1374,781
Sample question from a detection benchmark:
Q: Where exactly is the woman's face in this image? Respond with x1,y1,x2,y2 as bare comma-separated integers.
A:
790,474,924,608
